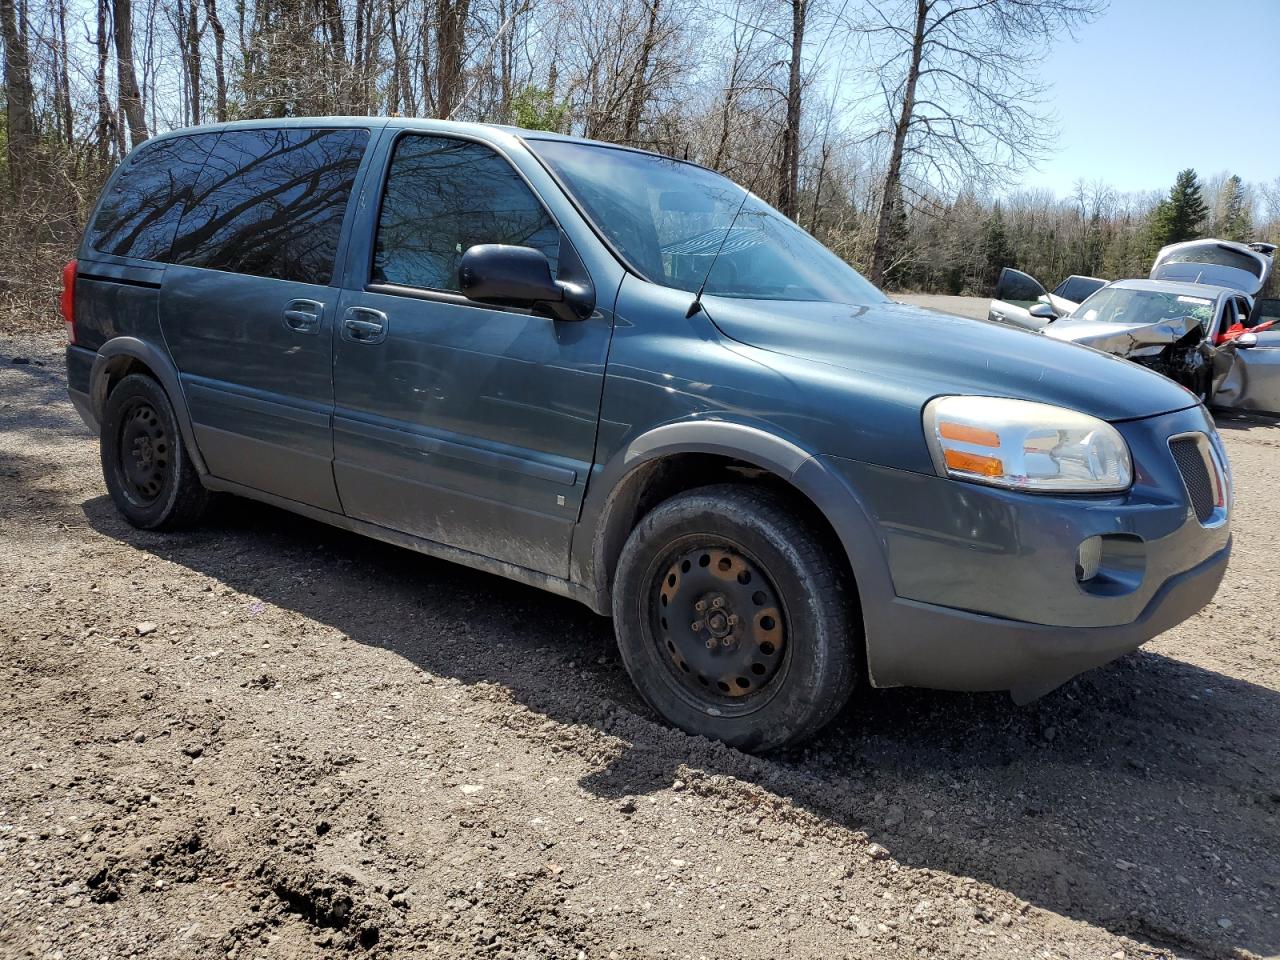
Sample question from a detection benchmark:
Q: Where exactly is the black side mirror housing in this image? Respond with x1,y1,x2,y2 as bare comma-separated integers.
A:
458,244,593,322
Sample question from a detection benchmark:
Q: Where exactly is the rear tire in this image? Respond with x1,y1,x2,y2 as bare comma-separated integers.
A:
100,373,210,530
611,484,858,752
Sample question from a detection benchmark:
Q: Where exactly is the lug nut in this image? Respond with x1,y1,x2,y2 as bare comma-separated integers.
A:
726,614,739,626
694,600,707,612
705,638,717,649
711,597,725,608
690,620,703,631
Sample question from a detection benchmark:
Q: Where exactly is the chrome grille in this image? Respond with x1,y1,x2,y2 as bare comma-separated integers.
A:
1169,435,1216,524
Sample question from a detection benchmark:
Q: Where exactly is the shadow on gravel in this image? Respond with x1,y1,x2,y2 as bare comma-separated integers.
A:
83,494,1279,959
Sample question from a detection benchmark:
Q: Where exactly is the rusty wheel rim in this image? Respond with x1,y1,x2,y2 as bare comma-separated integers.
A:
652,544,787,703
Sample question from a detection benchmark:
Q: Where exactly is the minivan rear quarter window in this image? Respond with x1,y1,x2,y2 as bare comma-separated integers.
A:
372,135,560,292
170,127,369,285
86,133,218,261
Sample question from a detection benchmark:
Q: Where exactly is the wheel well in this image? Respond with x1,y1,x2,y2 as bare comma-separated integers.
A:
96,355,152,411
598,453,856,608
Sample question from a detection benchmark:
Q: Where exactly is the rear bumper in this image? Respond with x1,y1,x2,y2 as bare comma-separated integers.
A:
66,344,98,432
861,540,1229,702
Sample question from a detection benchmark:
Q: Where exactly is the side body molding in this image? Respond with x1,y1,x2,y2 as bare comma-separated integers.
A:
88,336,209,477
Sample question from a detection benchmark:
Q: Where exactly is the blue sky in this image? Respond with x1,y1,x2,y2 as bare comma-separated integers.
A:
1018,0,1280,196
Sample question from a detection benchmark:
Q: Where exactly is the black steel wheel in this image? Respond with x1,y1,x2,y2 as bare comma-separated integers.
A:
101,373,210,530
652,543,788,705
613,484,858,751
116,398,170,505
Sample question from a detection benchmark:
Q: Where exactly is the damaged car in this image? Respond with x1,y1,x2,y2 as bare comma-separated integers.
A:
991,239,1278,411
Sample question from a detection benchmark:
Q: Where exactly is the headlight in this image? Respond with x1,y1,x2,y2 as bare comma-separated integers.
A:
923,396,1132,493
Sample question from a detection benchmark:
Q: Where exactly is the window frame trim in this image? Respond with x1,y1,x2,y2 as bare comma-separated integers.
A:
363,129,568,305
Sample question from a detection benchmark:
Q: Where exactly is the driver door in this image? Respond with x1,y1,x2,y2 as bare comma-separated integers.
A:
330,132,614,577
989,268,1053,330
1217,297,1280,413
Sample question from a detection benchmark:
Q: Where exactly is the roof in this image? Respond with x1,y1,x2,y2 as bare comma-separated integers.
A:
142,115,714,172
1106,277,1238,300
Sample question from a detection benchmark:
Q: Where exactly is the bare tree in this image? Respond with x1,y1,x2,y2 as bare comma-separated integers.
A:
859,0,1103,285
113,0,149,146
0,0,38,189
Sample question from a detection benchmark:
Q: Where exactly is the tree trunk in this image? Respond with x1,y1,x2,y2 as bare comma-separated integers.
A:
54,0,74,144
204,0,227,121
95,0,113,166
870,0,927,286
0,0,37,191
776,0,804,220
435,0,469,118
113,0,149,147
185,0,203,125
621,0,660,144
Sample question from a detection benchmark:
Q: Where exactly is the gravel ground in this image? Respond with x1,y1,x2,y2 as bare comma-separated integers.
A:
1,326,1278,960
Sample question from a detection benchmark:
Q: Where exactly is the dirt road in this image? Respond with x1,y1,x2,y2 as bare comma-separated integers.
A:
2,330,1278,960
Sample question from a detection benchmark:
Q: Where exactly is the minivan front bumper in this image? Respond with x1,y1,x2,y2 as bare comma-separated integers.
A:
857,541,1227,703
809,404,1231,700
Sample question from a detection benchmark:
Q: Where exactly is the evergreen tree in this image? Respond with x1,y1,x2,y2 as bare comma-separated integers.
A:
1150,169,1209,247
1216,174,1253,241
982,205,1014,288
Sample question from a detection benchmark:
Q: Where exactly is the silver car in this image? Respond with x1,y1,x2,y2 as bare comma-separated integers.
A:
991,240,1279,412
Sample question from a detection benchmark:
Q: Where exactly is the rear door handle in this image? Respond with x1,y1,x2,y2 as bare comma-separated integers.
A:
342,307,388,344
283,299,324,334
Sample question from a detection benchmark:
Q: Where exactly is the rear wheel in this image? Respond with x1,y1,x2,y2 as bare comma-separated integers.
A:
611,484,858,751
100,373,210,529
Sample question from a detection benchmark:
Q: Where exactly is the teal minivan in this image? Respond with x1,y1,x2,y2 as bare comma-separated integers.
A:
65,118,1231,750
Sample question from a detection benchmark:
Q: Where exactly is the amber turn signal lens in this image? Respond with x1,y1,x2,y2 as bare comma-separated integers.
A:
943,448,1004,477
937,421,1000,448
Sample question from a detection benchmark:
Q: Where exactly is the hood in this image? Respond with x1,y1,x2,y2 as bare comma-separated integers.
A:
1043,315,1203,358
701,296,1196,422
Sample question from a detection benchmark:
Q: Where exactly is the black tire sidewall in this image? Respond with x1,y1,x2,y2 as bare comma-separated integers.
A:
612,486,856,751
100,374,194,529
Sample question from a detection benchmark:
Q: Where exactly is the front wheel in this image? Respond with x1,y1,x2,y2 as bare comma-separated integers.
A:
100,373,210,530
611,485,858,752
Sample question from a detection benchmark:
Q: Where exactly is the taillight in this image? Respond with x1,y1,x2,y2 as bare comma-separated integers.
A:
60,259,77,344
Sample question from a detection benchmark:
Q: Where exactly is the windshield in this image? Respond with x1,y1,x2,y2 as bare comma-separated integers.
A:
1069,287,1215,332
531,139,886,305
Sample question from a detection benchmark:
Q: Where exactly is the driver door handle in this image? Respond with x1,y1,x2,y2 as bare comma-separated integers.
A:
342,307,388,344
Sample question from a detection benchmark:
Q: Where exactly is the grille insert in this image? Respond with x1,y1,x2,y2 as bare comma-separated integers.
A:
1169,436,1216,524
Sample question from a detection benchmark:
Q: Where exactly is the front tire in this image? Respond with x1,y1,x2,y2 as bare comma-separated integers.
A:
100,373,210,530
611,485,858,752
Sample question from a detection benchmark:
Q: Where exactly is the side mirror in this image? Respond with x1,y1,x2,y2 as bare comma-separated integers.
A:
460,244,561,305
1235,332,1259,349
1029,302,1058,321
459,244,594,321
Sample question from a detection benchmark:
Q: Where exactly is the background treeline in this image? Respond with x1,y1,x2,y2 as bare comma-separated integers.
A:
1,0,1277,325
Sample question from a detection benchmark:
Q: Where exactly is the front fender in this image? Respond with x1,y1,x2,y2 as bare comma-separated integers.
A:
89,336,208,476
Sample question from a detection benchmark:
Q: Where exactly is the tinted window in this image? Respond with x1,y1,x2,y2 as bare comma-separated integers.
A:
995,268,1047,305
534,139,885,304
1056,275,1106,304
373,136,559,291
171,127,369,284
87,133,218,261
1163,243,1263,278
